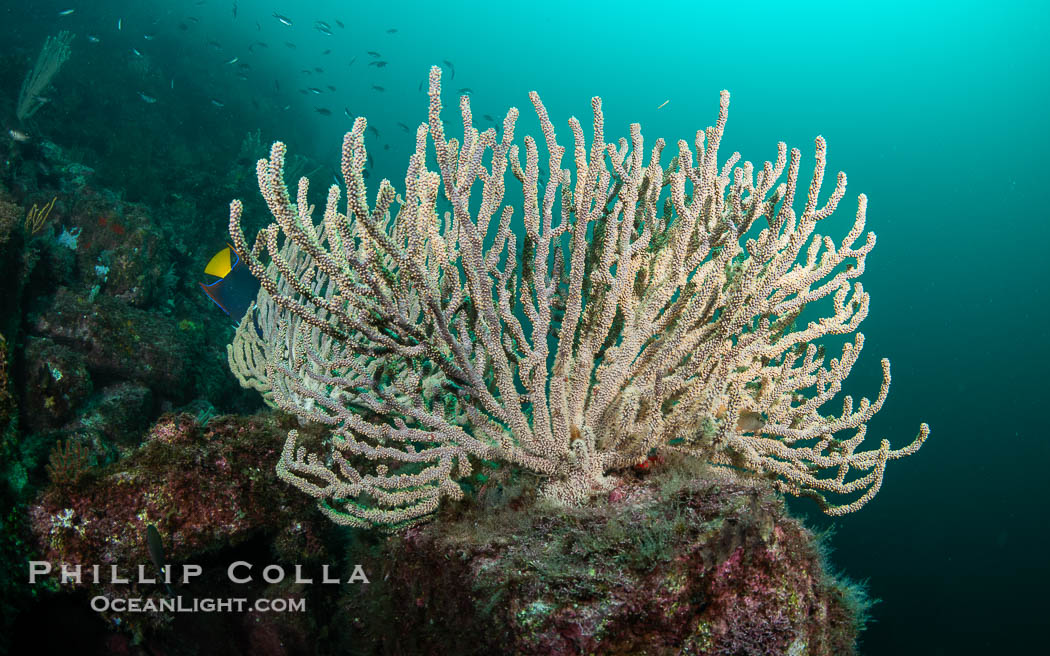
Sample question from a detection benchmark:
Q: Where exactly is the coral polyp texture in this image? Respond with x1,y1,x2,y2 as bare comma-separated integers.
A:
228,65,928,529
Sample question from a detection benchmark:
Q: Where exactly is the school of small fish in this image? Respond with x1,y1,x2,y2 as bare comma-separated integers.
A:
47,2,515,180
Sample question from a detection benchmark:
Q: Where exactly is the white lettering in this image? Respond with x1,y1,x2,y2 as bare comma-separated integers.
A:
322,564,339,584
228,561,252,584
262,564,284,583
182,564,202,584
61,563,82,584
347,564,370,584
110,565,128,584
28,561,51,583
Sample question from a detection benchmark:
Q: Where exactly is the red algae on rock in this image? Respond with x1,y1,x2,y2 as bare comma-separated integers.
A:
28,412,335,642
336,458,869,656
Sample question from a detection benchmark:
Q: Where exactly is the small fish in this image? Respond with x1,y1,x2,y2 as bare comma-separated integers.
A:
483,114,495,122
314,66,323,73
418,79,424,92
367,51,381,58
87,35,101,43
458,87,473,94
335,19,345,28
225,56,239,64
367,154,374,169
316,21,331,30
171,78,174,89
138,92,157,103
442,60,455,80
208,40,222,50
326,85,336,91
131,48,143,57
386,28,397,33
344,107,353,118
315,107,332,116
368,60,387,68
307,87,323,94
210,98,225,107
187,16,200,23
316,26,333,36
348,56,357,66
368,126,379,137
143,33,156,41
371,84,385,92
58,9,75,16
237,74,248,81
232,2,238,18
146,525,176,597
118,18,123,31
656,99,669,109
301,69,312,74
273,13,293,26
322,49,331,55
397,122,409,132
8,129,30,143
285,42,296,48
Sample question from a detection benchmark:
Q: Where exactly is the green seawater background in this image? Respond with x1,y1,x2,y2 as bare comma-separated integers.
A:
4,0,1047,653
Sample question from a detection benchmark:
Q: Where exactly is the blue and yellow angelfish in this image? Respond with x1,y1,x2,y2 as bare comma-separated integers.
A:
200,245,260,320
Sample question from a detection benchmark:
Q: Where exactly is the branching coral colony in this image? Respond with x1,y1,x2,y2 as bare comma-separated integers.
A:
227,66,928,529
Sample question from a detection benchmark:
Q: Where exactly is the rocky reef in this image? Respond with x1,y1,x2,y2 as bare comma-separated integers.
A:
0,55,870,656
337,457,869,656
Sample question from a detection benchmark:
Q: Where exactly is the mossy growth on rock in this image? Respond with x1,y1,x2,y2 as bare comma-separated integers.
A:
337,453,871,656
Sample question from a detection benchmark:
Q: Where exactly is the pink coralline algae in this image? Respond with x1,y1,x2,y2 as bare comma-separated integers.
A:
29,413,332,607
335,460,870,656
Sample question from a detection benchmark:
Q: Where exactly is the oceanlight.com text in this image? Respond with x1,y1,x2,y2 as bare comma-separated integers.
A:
90,595,306,613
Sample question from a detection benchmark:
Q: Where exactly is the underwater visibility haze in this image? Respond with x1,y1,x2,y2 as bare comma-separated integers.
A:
0,0,1046,654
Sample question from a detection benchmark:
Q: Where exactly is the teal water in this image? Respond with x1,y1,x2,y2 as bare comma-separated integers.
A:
5,0,1047,653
